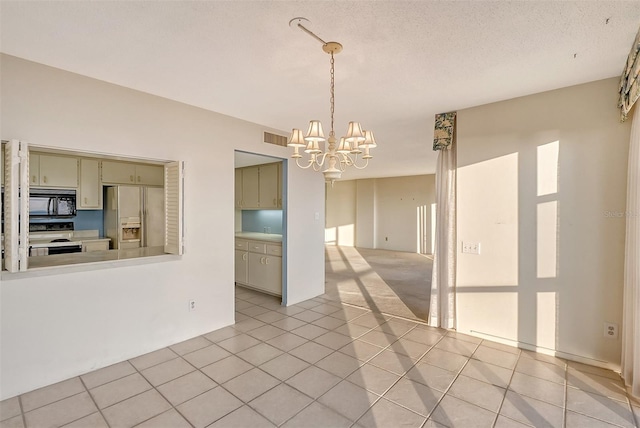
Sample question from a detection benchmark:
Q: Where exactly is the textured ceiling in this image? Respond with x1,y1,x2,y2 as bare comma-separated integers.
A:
1,1,639,179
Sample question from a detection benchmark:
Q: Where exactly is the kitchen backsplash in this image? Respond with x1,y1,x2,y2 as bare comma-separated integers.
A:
241,210,283,234
29,210,104,237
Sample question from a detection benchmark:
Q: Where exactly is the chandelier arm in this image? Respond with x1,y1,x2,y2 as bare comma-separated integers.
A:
294,157,315,169
344,153,370,170
351,159,370,170
314,152,330,170
339,154,353,169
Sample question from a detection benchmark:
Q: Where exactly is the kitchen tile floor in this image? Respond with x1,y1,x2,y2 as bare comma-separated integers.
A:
1,286,637,428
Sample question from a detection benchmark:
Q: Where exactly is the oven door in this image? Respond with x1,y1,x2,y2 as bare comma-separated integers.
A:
47,244,82,255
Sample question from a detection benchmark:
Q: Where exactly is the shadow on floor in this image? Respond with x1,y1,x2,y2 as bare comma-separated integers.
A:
323,245,433,321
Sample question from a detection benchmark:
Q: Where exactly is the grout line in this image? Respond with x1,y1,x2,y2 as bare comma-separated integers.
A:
422,338,481,425
563,359,568,428
492,347,522,428
77,377,112,428
18,394,27,428
125,354,198,428
17,386,87,416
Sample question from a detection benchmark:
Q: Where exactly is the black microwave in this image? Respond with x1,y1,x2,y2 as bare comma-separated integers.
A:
29,189,77,218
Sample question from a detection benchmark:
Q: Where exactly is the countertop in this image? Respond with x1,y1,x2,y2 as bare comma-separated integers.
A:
29,237,111,248
27,246,166,269
29,229,111,248
235,232,283,243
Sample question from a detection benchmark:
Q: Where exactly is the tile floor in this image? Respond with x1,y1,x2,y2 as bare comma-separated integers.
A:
1,287,638,428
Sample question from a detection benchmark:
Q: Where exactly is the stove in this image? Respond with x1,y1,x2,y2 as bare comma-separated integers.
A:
29,222,83,256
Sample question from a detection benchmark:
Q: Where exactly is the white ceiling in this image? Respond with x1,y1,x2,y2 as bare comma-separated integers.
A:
1,1,639,179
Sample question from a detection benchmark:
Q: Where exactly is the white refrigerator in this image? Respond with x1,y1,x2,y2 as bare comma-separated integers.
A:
105,186,164,249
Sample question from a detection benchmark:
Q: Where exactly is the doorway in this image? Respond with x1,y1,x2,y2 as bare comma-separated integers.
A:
234,151,286,317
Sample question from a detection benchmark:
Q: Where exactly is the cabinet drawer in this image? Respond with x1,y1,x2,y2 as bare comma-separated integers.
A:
248,241,266,253
266,244,282,256
235,239,248,250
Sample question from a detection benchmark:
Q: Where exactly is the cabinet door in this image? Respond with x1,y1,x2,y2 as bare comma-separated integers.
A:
247,253,281,296
83,241,109,252
247,252,267,289
242,167,259,209
259,163,278,209
235,250,248,284
263,255,282,295
136,164,164,186
79,159,102,209
29,153,40,185
277,163,283,208
235,169,243,208
39,155,78,188
102,161,136,184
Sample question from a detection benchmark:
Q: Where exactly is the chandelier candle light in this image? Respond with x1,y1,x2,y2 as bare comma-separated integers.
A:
287,17,377,184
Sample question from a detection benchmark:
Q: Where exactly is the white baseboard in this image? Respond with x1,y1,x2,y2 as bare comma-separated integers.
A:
467,329,621,373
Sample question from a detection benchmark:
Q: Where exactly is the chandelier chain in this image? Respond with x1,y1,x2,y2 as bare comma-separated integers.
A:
330,52,335,137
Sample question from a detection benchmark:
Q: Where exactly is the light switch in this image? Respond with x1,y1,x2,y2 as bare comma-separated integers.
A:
462,241,481,255
314,212,320,221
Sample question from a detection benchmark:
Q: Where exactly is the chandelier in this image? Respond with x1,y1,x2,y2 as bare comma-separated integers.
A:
287,17,376,184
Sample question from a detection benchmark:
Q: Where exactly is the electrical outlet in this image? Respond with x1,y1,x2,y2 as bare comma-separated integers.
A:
604,322,618,339
188,299,196,312
462,241,481,255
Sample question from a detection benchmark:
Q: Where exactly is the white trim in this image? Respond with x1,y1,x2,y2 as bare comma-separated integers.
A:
468,329,621,372
164,161,184,255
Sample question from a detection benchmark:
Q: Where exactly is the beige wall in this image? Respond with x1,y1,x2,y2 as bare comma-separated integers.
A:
325,180,357,246
0,54,326,399
326,175,436,253
356,179,376,248
375,175,436,252
456,78,630,368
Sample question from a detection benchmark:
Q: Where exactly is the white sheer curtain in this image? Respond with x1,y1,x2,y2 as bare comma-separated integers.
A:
429,140,457,329
622,105,640,396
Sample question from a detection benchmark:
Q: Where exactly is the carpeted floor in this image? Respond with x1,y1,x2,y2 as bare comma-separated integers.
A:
323,246,433,321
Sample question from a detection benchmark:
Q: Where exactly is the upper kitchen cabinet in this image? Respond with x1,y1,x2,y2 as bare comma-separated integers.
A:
235,169,243,209
136,164,164,185
241,166,259,208
237,162,282,210
277,163,283,209
30,153,79,188
258,163,278,209
102,161,163,186
78,158,102,209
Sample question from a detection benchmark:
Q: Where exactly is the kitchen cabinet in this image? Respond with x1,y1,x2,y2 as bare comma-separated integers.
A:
30,153,79,188
236,162,282,209
136,164,164,185
277,163,283,209
235,169,243,209
102,161,163,186
235,238,281,296
241,167,259,208
82,240,110,252
235,250,248,284
259,163,278,209
78,159,102,209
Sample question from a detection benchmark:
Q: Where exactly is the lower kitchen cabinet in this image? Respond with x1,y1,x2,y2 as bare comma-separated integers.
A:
247,253,282,295
82,240,110,252
235,238,282,296
235,249,248,284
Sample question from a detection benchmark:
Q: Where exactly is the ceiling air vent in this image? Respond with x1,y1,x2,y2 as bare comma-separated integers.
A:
264,132,288,147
